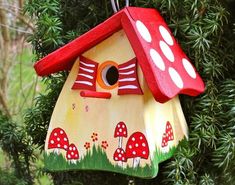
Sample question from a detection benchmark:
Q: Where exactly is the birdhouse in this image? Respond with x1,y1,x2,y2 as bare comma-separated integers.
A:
34,7,204,178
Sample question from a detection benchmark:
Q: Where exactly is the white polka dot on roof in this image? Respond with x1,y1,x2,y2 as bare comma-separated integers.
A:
159,25,174,46
136,20,152,43
182,58,196,79
150,49,165,71
169,67,184,89
160,41,175,62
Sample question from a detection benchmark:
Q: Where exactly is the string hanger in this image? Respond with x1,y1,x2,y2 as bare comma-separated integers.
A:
111,0,129,13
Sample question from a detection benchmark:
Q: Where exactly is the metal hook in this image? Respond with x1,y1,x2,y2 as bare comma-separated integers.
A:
111,0,129,13
111,0,118,13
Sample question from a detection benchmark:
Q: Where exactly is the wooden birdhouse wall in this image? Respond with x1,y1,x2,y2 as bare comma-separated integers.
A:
45,29,188,174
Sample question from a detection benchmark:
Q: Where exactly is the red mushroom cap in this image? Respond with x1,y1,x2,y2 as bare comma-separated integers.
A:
48,127,69,150
125,132,149,159
161,133,168,148
66,144,79,160
113,148,127,162
114,122,128,138
165,121,174,141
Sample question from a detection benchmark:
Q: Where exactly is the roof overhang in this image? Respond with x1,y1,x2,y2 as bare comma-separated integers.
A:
34,7,205,103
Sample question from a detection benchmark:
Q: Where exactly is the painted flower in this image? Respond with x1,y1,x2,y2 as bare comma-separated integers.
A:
91,132,98,142
101,141,108,149
84,142,90,150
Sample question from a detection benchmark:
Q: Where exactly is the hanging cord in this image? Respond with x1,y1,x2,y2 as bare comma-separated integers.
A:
111,0,129,13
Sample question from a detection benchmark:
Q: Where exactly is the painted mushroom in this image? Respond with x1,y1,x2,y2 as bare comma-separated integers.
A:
161,133,168,148
48,127,69,154
125,132,149,168
66,143,79,164
166,121,174,141
113,148,127,167
114,121,128,148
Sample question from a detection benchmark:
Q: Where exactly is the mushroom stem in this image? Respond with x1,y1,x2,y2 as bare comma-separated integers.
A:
117,161,123,167
54,148,60,155
133,157,141,168
118,137,123,148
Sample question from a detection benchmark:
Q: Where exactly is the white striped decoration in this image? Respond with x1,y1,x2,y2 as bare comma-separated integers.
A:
118,58,143,95
72,56,98,91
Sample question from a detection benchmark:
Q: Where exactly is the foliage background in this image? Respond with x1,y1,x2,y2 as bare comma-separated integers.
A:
0,0,235,184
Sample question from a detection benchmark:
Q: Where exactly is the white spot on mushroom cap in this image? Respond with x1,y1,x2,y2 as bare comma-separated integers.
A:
57,137,60,141
118,154,122,157
115,157,118,160
64,138,67,141
169,67,184,89
54,133,57,136
136,20,152,43
119,128,122,132
73,147,76,151
50,140,54,144
123,131,126,135
143,151,146,155
182,58,196,79
71,152,74,155
117,149,120,153
117,124,120,128
132,151,136,155
160,41,175,62
159,25,174,46
122,125,125,128
60,130,63,134
122,157,125,161
150,49,165,71
132,137,135,141
68,154,71,159
69,147,72,150
135,143,139,147
57,144,60,147
129,145,132,149
64,145,67,149
142,143,146,147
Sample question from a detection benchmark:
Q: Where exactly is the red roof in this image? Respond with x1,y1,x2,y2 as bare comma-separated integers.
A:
34,7,205,103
